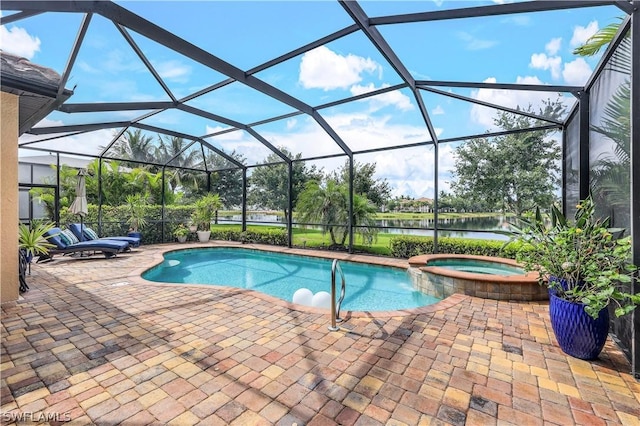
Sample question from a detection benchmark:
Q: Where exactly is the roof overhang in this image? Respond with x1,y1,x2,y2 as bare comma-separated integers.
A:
0,52,73,135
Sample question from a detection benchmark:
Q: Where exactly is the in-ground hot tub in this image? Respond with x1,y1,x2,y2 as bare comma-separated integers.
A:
407,254,547,301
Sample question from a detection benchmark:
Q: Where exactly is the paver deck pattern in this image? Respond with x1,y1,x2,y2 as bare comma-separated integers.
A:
1,242,639,425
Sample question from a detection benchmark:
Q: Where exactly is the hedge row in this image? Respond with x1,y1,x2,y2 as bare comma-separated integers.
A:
60,204,193,245
59,204,521,256
210,229,287,246
59,204,287,246
389,235,523,259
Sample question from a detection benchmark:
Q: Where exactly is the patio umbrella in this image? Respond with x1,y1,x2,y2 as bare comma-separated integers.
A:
69,169,89,239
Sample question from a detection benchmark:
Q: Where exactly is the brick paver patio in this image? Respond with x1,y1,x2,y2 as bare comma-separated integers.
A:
2,242,639,425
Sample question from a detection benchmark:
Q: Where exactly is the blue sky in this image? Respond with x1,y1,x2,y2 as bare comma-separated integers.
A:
2,1,617,198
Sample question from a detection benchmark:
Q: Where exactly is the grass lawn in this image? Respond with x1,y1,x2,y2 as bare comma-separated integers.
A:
219,210,509,221
210,224,394,256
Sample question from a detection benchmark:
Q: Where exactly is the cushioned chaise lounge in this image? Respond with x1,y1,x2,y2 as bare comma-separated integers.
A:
68,223,141,248
42,227,130,259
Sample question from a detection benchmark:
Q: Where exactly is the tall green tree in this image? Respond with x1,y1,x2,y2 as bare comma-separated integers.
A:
209,150,246,208
333,160,391,208
87,160,130,205
248,148,322,221
451,100,565,216
186,150,246,207
86,159,173,206
296,179,378,247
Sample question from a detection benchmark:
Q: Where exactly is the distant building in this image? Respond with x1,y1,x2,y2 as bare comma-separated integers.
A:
392,197,434,213
18,155,91,223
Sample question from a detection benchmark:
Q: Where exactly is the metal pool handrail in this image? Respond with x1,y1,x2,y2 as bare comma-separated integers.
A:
329,259,346,331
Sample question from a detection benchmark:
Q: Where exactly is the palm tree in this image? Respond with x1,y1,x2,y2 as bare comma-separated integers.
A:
296,178,378,248
296,179,346,247
111,129,157,168
573,19,631,225
350,192,379,246
157,135,203,193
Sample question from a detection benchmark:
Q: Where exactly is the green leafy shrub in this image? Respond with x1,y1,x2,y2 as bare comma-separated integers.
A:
61,204,194,244
510,196,639,318
210,228,287,246
389,235,523,259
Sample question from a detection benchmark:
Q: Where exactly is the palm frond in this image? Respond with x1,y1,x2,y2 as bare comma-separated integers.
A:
572,20,623,57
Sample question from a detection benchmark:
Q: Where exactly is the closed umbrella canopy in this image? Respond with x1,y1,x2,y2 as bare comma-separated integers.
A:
69,169,89,238
70,169,88,216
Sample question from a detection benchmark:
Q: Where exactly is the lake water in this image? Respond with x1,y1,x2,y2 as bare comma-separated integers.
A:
218,214,511,241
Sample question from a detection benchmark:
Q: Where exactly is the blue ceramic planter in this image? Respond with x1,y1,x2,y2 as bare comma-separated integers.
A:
549,292,609,360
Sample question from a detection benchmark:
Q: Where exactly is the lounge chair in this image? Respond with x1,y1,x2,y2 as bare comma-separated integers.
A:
68,223,141,248
42,227,130,260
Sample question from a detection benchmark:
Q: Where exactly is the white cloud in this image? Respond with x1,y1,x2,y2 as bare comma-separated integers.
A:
31,117,64,129
501,15,531,26
152,60,191,83
545,38,562,55
0,24,41,59
18,118,65,146
571,21,599,47
322,112,434,152
299,46,380,91
470,76,567,129
432,105,445,115
350,83,413,112
95,79,165,103
104,50,146,74
205,127,275,165
562,58,592,86
409,69,432,80
205,125,238,138
204,109,438,197
286,119,297,130
457,32,498,50
369,148,435,198
77,61,100,74
367,141,456,198
529,53,562,80
19,124,115,156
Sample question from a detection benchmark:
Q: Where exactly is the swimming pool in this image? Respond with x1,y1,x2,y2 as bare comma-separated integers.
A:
142,248,441,311
427,259,524,276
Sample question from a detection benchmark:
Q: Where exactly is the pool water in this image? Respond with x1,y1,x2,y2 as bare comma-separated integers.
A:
428,259,524,276
143,248,440,311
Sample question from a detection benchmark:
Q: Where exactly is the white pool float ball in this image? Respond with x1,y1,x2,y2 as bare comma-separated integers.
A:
292,288,313,306
311,291,332,309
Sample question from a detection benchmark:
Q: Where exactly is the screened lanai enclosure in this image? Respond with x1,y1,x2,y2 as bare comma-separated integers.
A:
2,1,639,374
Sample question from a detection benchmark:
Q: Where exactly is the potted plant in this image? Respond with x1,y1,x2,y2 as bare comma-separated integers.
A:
510,196,639,360
173,224,189,243
192,193,222,243
19,222,56,264
126,194,148,241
